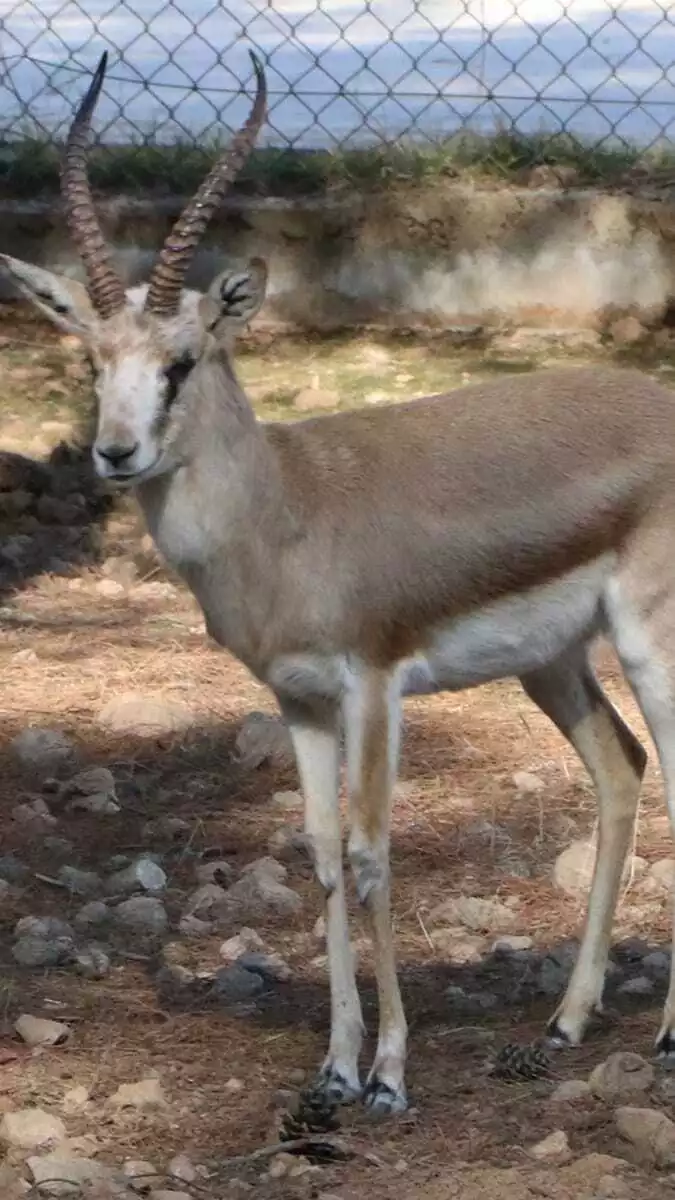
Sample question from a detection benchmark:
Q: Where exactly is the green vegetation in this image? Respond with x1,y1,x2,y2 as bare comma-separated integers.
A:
1,124,674,199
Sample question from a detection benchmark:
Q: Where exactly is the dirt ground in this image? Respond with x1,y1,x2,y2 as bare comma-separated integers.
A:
2,303,675,1199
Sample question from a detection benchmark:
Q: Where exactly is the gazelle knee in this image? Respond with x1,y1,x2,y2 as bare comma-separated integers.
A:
348,836,388,905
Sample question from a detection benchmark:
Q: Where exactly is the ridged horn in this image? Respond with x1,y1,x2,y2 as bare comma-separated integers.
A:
144,50,267,317
61,51,126,319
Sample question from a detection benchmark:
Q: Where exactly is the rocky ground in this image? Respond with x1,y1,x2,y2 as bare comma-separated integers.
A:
3,303,675,1198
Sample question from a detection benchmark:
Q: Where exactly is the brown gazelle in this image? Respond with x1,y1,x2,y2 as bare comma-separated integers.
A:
5,49,675,1115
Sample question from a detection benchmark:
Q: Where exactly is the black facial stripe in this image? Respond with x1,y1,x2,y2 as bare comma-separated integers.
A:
37,290,69,315
163,352,196,408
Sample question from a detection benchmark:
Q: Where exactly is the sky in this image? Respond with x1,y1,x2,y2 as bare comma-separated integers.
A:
1,1,674,147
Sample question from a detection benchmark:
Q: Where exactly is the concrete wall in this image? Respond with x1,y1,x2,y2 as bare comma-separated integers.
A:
1,182,673,330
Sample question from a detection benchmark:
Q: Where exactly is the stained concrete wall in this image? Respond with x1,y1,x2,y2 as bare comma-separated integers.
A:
1,182,673,330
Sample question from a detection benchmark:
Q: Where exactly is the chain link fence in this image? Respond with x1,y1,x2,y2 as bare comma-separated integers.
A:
0,1,674,153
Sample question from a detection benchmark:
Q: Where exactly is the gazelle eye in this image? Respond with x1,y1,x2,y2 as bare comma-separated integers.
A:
163,352,195,408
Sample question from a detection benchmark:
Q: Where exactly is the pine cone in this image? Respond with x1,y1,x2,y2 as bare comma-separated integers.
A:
491,1041,551,1081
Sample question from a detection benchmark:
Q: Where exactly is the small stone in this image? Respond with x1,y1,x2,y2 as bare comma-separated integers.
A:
12,936,74,967
62,1086,89,1114
15,915,74,941
215,872,302,926
12,799,57,828
641,857,675,895
97,693,194,737
0,1107,66,1149
287,1068,306,1086
617,974,654,996
430,896,517,933
15,1014,71,1047
149,1192,191,1200
122,1159,161,1191
74,946,111,979
268,826,312,863
220,929,265,962
491,935,534,954
68,767,116,797
589,1051,655,1101
68,792,121,815
549,1079,591,1103
241,856,287,884
57,865,102,896
527,1130,572,1163
615,1105,675,1167
41,836,75,858
27,1151,111,1195
106,857,167,896
113,896,168,935
643,950,670,978
109,1077,167,1109
74,901,110,932
184,882,229,919
237,950,292,983
268,1152,296,1179
512,771,545,794
553,838,596,895
0,855,28,883
225,1077,244,1092
234,712,294,770
195,859,235,888
142,815,190,841
167,1155,197,1184
178,914,213,938
0,879,10,902
212,963,265,1003
272,790,302,812
11,728,76,777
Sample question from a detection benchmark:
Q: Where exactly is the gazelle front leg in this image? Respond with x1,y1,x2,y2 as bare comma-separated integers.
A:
283,702,364,1103
343,666,408,1115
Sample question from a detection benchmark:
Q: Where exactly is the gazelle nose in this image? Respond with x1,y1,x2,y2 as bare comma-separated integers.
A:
96,440,139,468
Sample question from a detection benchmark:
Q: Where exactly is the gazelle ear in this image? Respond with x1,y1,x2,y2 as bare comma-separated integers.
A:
0,255,98,335
200,257,267,337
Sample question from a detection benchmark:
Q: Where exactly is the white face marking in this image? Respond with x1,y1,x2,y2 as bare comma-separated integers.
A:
91,286,205,485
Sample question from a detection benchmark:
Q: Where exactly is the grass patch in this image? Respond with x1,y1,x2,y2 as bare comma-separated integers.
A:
1,125,674,199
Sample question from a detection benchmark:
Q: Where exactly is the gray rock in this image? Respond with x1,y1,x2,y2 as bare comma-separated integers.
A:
98,692,194,737
267,826,313,864
195,859,235,888
41,836,75,858
590,1052,655,1101
643,950,671,979
213,963,266,1003
106,856,167,896
15,915,74,941
141,815,190,841
184,882,229,919
237,949,292,983
615,1105,675,1167
618,975,654,996
0,854,28,883
74,900,110,931
0,879,10,903
215,872,303,925
0,1107,66,1149
641,857,675,895
68,791,121,815
12,935,74,967
57,864,102,896
242,856,288,884
429,895,517,933
74,946,111,978
234,711,294,770
491,935,534,954
553,838,596,895
114,896,168,935
12,799,57,828
11,728,76,777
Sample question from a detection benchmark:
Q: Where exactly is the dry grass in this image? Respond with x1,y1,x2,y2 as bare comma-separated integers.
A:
1,304,675,1198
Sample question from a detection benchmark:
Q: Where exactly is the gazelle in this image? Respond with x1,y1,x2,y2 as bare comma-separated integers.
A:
3,49,675,1116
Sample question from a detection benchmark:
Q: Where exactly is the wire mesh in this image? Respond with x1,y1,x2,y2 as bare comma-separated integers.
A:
0,1,674,151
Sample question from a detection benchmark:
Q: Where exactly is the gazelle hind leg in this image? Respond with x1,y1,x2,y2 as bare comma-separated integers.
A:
604,566,675,1057
284,706,364,1102
344,666,408,1115
520,648,646,1047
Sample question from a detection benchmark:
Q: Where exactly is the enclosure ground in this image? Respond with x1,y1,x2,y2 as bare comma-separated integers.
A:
2,306,675,1198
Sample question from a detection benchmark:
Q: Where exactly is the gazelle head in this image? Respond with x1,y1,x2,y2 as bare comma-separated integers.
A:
0,51,269,485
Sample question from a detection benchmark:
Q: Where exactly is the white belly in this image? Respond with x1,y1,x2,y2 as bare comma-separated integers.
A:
408,556,613,693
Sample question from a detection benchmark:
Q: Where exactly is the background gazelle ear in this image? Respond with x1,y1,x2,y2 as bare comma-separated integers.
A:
200,257,268,336
0,255,98,335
